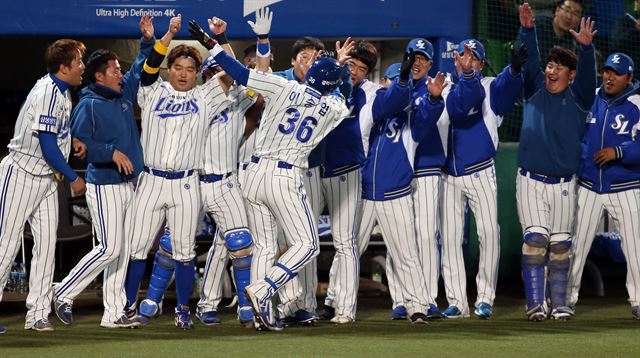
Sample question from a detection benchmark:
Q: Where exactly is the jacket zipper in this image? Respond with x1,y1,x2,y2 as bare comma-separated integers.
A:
599,107,608,193
372,123,383,199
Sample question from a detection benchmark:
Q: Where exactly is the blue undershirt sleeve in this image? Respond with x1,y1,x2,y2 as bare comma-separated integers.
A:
38,132,78,181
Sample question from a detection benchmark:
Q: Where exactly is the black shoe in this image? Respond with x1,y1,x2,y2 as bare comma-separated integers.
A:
410,312,428,324
319,305,335,320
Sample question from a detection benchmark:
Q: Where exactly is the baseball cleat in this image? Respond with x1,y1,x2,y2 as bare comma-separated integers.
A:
175,305,195,330
102,315,142,328
0,324,6,334
474,302,493,319
527,305,546,322
245,286,282,332
238,307,254,328
390,306,408,320
295,310,319,326
330,315,354,324
196,310,221,325
54,300,74,325
427,304,442,319
632,306,640,320
442,306,469,319
551,306,574,321
27,319,54,332
124,301,137,320
410,312,429,324
318,305,335,320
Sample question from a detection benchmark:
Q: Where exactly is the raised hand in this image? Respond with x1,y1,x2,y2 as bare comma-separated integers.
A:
454,44,474,73
570,17,598,46
427,72,447,98
168,14,181,34
336,37,355,66
301,50,321,78
399,49,416,83
208,16,227,35
188,19,216,49
140,15,155,41
247,7,273,37
519,2,535,29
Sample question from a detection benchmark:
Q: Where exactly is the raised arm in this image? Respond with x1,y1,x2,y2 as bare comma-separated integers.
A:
446,44,486,119
371,49,415,122
247,7,273,72
518,3,544,99
569,16,598,110
489,46,526,116
141,14,181,86
122,16,156,100
412,72,446,142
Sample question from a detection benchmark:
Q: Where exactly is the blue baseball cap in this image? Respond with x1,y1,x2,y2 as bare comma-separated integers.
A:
603,53,634,75
458,39,486,61
406,38,434,60
383,63,401,80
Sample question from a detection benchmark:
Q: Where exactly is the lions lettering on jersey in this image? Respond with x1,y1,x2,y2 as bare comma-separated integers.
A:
153,95,200,118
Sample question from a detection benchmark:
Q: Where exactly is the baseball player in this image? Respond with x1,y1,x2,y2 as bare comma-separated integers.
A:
407,37,450,320
122,15,233,329
193,24,351,329
439,40,525,319
52,16,156,329
0,39,87,332
359,44,447,324
517,3,597,321
319,40,379,324
567,53,640,320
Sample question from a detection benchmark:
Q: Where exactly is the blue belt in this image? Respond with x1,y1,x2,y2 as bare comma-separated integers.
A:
251,156,293,169
143,166,194,180
520,168,572,184
200,172,232,183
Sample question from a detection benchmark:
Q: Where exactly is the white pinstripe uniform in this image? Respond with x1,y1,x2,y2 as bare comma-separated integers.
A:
241,70,350,307
0,74,72,328
197,83,257,313
323,80,380,318
128,77,231,263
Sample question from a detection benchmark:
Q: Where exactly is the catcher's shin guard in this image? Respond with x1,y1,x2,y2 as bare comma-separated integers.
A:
147,251,176,303
522,254,546,311
548,240,571,308
225,228,254,310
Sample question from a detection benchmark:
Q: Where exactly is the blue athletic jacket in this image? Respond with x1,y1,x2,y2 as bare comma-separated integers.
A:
578,80,640,193
273,66,351,169
413,74,448,177
362,79,445,201
517,26,597,177
445,67,522,176
71,38,153,184
322,79,380,177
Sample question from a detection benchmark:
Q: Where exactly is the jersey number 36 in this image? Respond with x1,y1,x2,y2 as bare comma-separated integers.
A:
278,107,318,143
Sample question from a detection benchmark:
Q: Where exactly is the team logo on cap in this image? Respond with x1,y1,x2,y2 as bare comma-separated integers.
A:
467,40,477,49
612,54,621,64
416,40,426,49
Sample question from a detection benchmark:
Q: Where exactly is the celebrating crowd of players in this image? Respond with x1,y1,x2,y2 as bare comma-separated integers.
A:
1,1,639,333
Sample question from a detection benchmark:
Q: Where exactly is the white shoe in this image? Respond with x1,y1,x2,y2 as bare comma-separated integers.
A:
330,315,354,324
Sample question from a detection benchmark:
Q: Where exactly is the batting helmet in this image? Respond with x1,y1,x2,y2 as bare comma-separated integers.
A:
201,55,221,82
305,57,343,95
406,38,434,60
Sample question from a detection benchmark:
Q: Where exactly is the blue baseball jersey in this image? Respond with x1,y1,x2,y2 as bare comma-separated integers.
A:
413,75,448,176
444,67,523,176
578,81,640,193
71,38,154,184
322,79,380,177
518,26,597,177
361,79,445,201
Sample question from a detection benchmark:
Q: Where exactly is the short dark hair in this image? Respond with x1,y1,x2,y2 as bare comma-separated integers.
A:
85,49,119,83
547,46,578,70
291,36,325,60
167,44,202,70
349,41,378,74
243,43,257,60
45,39,86,74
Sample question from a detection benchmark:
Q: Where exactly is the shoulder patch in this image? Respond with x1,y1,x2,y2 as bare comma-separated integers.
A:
39,115,57,126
